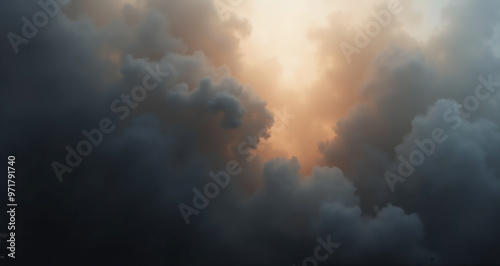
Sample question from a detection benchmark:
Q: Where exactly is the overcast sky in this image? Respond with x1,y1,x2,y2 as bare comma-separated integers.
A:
1,0,500,265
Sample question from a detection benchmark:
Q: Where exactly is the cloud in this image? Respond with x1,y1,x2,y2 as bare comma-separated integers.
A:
0,1,270,264
206,158,434,265
315,0,500,264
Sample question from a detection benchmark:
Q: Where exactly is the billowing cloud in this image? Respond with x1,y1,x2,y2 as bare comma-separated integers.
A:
316,0,500,264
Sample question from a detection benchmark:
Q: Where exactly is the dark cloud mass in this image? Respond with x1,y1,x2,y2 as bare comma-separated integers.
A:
1,0,500,265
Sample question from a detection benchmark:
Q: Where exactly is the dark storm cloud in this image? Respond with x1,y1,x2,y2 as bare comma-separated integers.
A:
388,99,500,265
201,157,435,265
316,0,500,264
0,0,270,265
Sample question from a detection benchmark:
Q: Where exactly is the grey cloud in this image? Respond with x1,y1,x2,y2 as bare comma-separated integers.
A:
205,157,433,265
316,0,500,264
